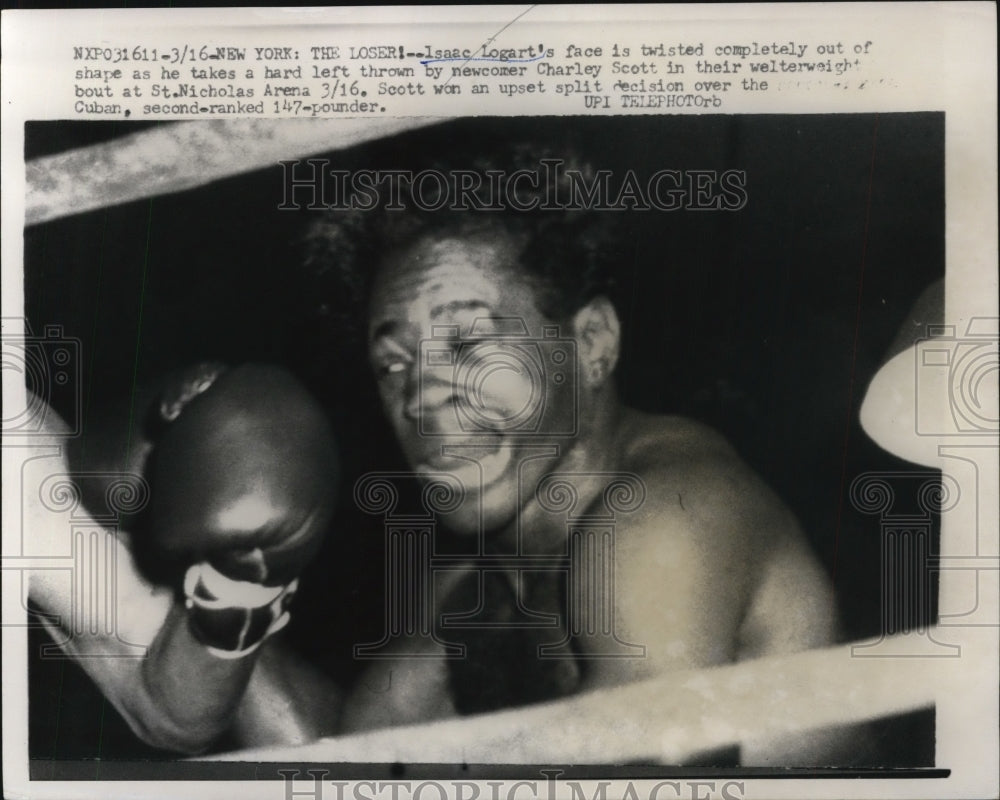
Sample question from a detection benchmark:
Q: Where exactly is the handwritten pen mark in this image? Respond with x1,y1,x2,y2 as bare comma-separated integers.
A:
420,54,546,67
437,4,540,87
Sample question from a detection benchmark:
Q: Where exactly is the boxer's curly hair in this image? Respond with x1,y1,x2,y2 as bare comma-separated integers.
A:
293,142,631,356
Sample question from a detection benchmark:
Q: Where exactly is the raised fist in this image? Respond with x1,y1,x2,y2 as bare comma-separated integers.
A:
144,363,338,587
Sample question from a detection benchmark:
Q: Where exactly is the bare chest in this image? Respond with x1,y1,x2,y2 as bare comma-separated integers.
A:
339,566,582,731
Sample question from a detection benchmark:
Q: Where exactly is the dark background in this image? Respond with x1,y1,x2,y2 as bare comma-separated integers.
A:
24,115,943,766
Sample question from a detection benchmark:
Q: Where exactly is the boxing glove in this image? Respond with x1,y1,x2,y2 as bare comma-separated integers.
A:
144,362,339,588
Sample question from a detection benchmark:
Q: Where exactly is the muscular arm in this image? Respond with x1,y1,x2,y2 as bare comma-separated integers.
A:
735,518,869,767
577,423,856,764
22,398,340,753
233,636,344,748
577,439,779,683
25,462,251,752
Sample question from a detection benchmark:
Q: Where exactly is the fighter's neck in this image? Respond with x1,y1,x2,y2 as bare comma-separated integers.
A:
494,395,627,552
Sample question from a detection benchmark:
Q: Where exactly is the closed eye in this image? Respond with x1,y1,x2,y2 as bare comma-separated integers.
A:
375,359,408,378
371,338,413,380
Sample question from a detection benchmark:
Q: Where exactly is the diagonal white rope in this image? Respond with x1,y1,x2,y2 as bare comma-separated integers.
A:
25,118,446,225
207,632,943,764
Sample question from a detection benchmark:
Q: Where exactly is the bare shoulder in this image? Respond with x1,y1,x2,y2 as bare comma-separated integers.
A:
617,410,796,559
621,410,753,486
598,410,839,669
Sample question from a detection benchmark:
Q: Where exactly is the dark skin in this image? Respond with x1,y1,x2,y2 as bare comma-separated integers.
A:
24,413,259,754
24,227,850,762
336,230,846,763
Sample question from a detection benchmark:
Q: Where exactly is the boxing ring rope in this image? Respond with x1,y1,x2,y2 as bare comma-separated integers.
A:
25,117,445,226
209,632,942,764
22,120,975,766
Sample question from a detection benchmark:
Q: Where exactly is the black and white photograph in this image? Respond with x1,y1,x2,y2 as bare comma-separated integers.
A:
13,110,949,766
2,6,997,800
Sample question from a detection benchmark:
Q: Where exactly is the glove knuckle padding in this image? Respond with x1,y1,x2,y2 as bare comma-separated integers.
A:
147,363,338,585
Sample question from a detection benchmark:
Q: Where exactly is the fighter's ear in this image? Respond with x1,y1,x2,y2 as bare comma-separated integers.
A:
571,295,620,388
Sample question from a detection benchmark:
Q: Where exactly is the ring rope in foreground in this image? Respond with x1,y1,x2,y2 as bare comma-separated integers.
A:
205,630,945,764
25,117,447,226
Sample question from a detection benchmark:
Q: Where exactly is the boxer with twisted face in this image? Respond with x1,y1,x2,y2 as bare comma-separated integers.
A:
301,157,846,761
22,143,853,764
366,220,621,540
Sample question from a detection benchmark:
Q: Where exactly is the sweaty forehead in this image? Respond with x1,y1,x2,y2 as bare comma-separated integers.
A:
369,233,541,333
